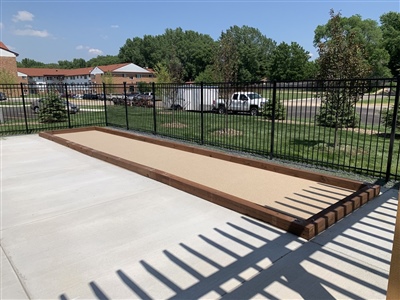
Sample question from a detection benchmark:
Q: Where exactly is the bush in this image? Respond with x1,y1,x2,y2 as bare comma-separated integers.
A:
382,105,400,130
39,93,67,123
262,99,286,120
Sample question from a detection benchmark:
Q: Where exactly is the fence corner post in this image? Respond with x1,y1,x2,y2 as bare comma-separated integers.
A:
385,75,400,182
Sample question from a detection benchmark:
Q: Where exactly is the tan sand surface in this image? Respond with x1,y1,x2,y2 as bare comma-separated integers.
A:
57,130,354,220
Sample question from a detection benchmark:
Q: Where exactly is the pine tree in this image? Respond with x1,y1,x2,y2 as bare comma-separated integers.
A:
39,93,67,123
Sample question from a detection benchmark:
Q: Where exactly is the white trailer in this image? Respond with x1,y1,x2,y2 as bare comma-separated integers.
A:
163,85,218,111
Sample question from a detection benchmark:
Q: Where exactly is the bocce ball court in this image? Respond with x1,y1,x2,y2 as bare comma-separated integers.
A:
39,126,380,240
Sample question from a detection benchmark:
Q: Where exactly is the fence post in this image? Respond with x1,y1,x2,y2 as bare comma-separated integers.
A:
152,82,157,134
102,83,108,126
20,83,29,134
385,76,400,182
200,82,204,144
269,81,277,159
64,83,72,128
123,82,129,130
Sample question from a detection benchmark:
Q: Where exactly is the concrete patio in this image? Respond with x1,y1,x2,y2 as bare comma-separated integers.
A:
1,134,398,299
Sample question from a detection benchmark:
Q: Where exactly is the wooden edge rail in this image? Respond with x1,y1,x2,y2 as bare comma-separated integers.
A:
386,189,400,300
39,127,381,240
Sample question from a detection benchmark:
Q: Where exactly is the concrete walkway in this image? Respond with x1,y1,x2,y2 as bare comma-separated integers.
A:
1,134,398,299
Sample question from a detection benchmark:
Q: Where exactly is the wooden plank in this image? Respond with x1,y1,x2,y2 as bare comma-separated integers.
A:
387,189,400,300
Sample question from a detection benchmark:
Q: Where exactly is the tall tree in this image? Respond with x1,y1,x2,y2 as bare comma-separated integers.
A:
315,9,371,147
118,28,215,81
269,42,312,81
380,12,400,76
214,30,239,83
314,12,391,78
218,25,276,82
87,55,121,67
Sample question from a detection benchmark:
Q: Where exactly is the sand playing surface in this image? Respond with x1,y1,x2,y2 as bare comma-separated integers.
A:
55,130,356,220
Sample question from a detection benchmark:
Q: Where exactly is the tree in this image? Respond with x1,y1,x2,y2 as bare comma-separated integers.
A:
314,11,391,78
17,58,46,68
87,55,121,67
154,62,172,83
269,42,313,81
38,93,67,123
214,30,239,83
0,68,17,84
118,28,215,82
102,71,115,94
214,30,240,133
380,12,400,76
216,25,275,83
194,65,219,83
137,81,151,93
315,9,371,147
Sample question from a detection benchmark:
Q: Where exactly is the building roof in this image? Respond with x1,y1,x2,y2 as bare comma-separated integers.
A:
0,41,19,57
17,63,153,77
17,67,94,77
96,63,151,73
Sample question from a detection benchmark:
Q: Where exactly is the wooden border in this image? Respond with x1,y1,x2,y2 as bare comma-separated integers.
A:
386,189,400,300
39,126,381,240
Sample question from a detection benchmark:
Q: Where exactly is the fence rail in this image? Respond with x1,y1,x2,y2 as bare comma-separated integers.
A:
1,78,399,181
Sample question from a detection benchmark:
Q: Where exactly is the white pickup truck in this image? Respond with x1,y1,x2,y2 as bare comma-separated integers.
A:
213,91,268,116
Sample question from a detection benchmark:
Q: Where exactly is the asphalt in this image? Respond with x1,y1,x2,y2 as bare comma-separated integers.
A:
1,134,398,299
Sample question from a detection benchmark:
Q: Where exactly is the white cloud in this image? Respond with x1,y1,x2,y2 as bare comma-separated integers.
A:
76,45,103,56
88,48,103,56
13,28,49,37
12,11,34,22
76,45,89,50
111,25,119,29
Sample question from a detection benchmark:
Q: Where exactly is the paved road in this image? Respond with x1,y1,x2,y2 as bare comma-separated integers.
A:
285,105,383,126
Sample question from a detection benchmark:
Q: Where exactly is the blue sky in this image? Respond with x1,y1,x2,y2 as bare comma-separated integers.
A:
1,0,399,64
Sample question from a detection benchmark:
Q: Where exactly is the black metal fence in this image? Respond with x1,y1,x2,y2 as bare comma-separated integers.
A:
1,78,399,181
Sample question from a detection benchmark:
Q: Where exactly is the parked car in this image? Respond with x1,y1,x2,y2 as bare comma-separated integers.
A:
213,91,268,116
30,98,80,114
83,93,99,100
127,93,141,101
0,92,7,101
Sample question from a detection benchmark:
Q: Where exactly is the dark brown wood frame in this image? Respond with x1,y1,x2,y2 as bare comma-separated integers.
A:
39,126,381,240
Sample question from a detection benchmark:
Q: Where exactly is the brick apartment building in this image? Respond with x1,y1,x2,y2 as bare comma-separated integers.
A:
0,41,19,83
0,40,156,94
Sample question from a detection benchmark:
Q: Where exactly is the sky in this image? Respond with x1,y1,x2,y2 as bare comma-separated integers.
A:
0,0,399,65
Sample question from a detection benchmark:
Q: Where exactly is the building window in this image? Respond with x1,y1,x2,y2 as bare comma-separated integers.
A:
136,74,142,78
